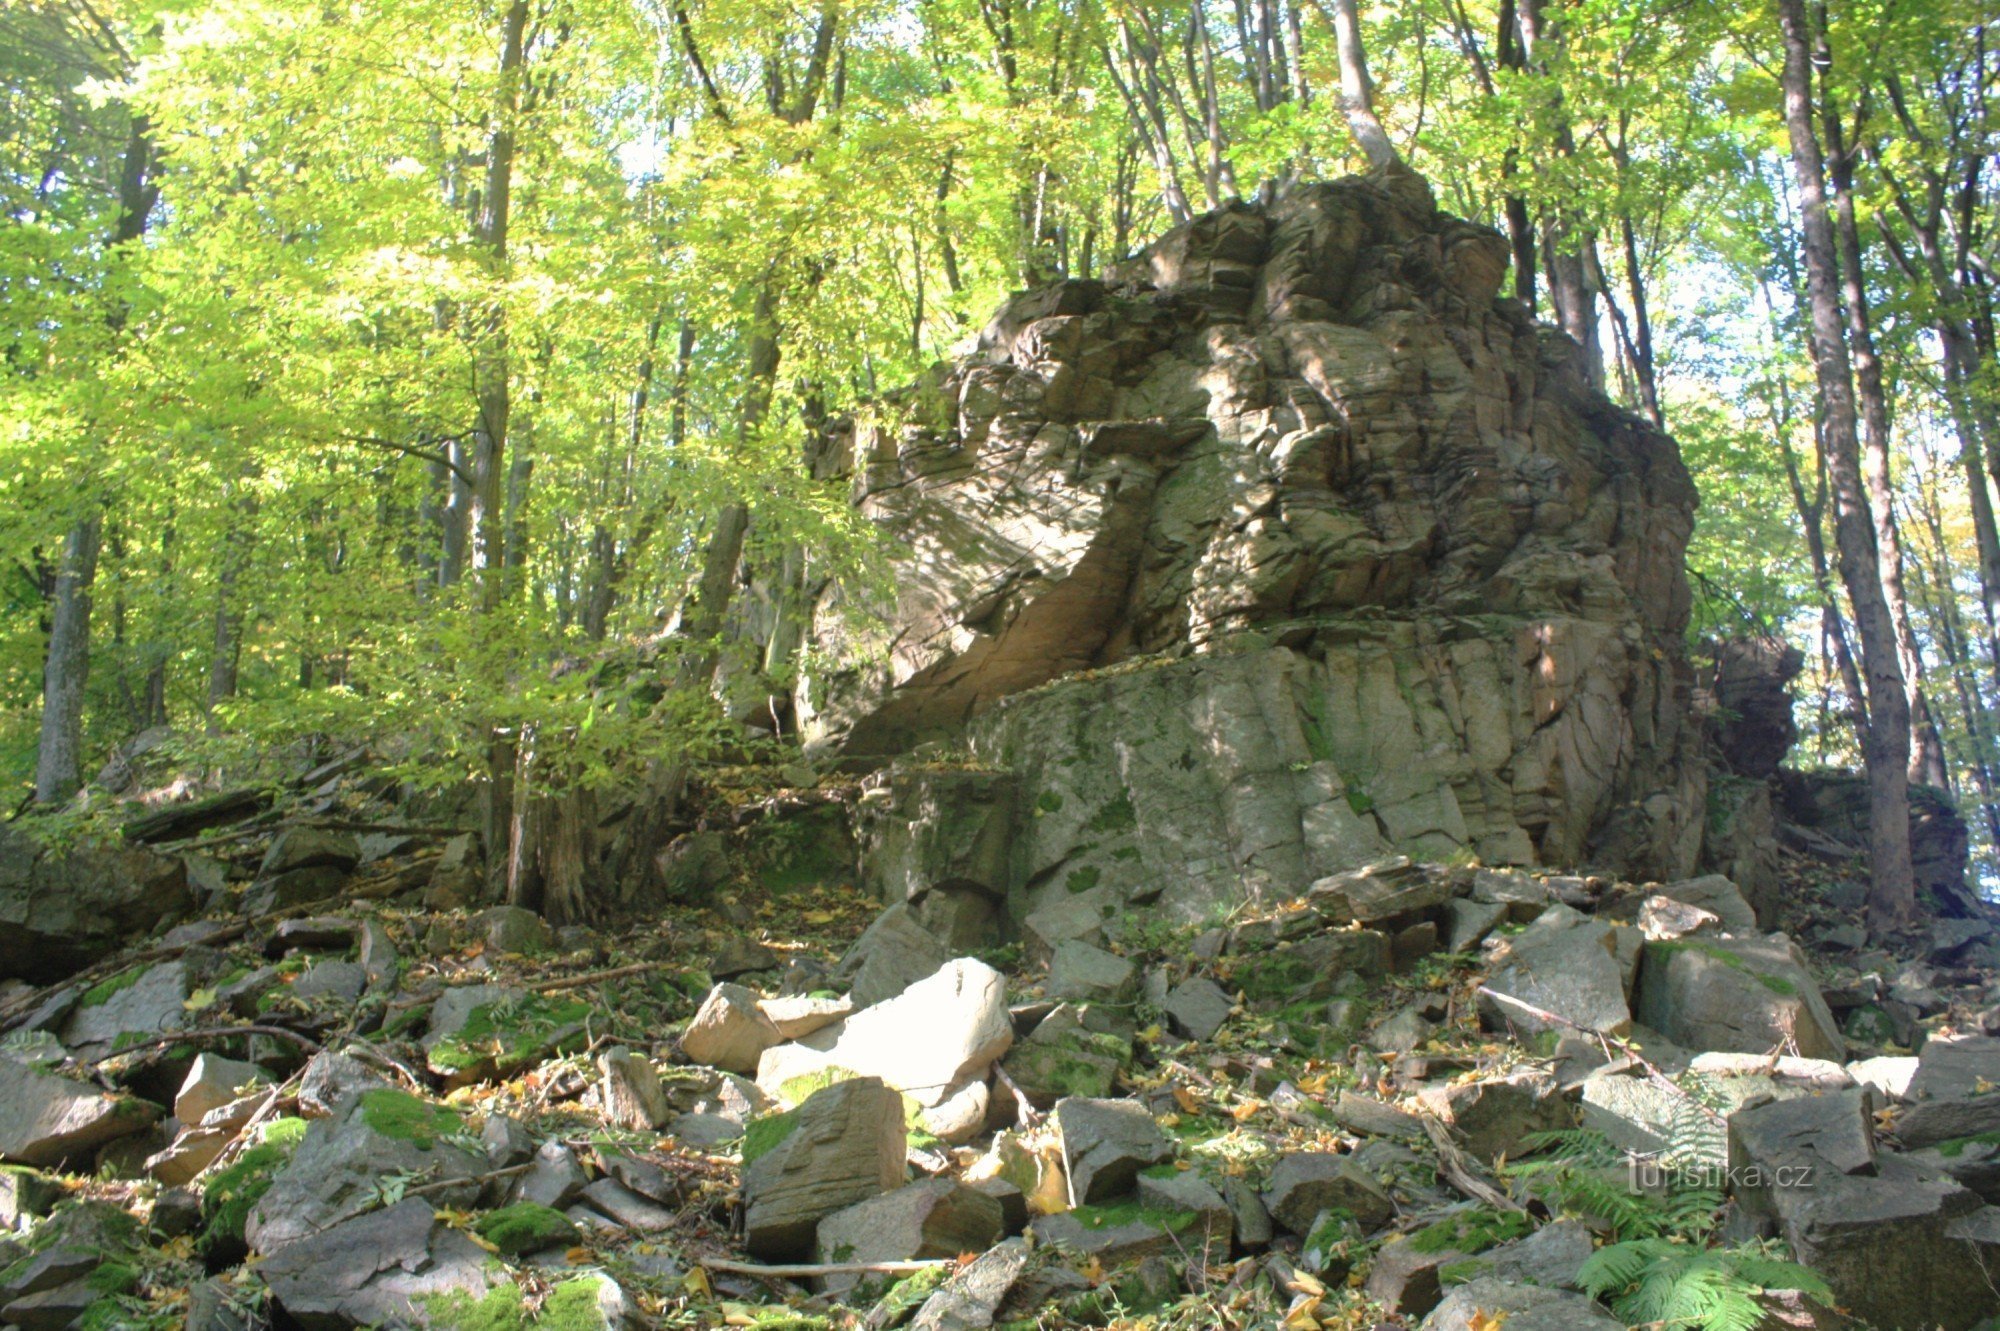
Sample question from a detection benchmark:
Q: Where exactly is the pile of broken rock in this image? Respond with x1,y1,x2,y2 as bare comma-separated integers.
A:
3,855,2000,1330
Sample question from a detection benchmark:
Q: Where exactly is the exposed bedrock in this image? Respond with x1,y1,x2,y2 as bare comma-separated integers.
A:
806,167,1705,925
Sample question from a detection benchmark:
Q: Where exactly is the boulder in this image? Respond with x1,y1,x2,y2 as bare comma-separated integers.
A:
577,1179,677,1232
292,959,369,1004
798,171,1706,929
0,1053,157,1166
1727,1088,1879,1212
1263,1152,1395,1235
1478,910,1634,1039
1421,1278,1622,1331
836,903,951,1008
1000,1004,1130,1105
741,1077,907,1259
57,959,190,1061
1135,1169,1234,1259
680,984,784,1076
1652,874,1758,933
1053,1097,1173,1204
767,958,1013,1108
1445,898,1507,953
0,1167,58,1227
1634,894,1721,941
259,826,361,877
246,1089,485,1254
1633,935,1843,1061
514,1139,589,1210
258,1198,501,1330
1896,1035,2000,1149
1365,1236,1464,1316
0,828,192,983
596,1047,671,1130
1416,1069,1569,1164
1329,1092,1425,1142
473,904,553,955
1046,940,1136,1004
1161,977,1235,1041
814,1180,1005,1291
759,994,853,1040
910,1237,1033,1331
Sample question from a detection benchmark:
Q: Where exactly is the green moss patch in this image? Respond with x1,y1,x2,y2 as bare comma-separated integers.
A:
422,1276,619,1330
197,1120,308,1263
358,1089,465,1148
80,968,144,1008
742,1109,801,1166
1935,1130,2000,1158
1407,1208,1533,1254
1069,1199,1196,1233
474,1203,579,1256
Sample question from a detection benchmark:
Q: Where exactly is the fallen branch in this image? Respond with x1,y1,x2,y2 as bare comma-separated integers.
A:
993,1062,1041,1128
1418,1113,1526,1213
1475,985,1722,1123
408,1162,534,1196
533,961,678,993
85,1024,323,1065
700,1257,954,1280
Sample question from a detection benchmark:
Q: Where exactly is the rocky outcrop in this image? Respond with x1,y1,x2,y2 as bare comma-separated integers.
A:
0,827,191,983
803,167,1703,927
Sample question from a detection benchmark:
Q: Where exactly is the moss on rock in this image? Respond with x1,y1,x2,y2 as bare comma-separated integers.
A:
473,1203,579,1256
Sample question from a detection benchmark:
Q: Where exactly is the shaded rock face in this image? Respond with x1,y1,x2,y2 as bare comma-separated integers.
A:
0,827,191,983
1779,769,1978,917
805,168,1703,925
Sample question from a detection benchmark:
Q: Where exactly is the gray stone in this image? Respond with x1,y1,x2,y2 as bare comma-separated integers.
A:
292,959,369,1004
1000,1004,1129,1106
1162,977,1235,1041
1371,1006,1434,1054
1365,1237,1463,1315
1135,1168,1234,1259
1634,934,1844,1061
814,1180,1004,1291
1755,1151,1995,1331
1635,894,1721,941
0,1053,157,1166
298,1050,391,1115
247,1090,485,1254
1047,940,1136,1004
1728,1089,1879,1224
1263,1153,1395,1235
480,1113,535,1166
264,916,357,955
1848,1054,1919,1102
259,1198,500,1330
1479,911,1633,1039
758,993,853,1040
514,1139,588,1210
1653,874,1758,933
836,903,951,1008
668,1112,742,1150
421,983,586,1086
1329,1091,1425,1142
577,1178,677,1232
1028,1209,1188,1263
596,1047,671,1130
0,1167,57,1226
1053,1097,1173,1204
1416,1069,1570,1164
1421,1278,1621,1331
1445,898,1507,953
680,984,783,1076
246,866,351,915
1478,1219,1594,1289
1470,869,1553,922
910,1237,1032,1331
57,959,190,1061
473,904,553,955
742,1077,907,1259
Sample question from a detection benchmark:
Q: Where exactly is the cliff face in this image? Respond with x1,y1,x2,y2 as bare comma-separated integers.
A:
804,168,1705,927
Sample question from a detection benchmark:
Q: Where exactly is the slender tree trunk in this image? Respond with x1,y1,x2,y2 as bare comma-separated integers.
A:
1819,72,1949,790
34,516,102,803
1778,0,1916,930
1322,0,1399,168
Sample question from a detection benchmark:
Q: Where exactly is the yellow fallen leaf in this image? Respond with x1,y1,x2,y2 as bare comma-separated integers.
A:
1286,1271,1326,1297
1172,1086,1203,1114
1230,1099,1265,1122
1469,1308,1510,1331
682,1268,712,1297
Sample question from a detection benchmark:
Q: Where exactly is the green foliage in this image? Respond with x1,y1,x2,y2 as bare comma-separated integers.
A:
196,1118,308,1262
1579,1239,1832,1331
1505,1130,1724,1243
1406,1207,1535,1254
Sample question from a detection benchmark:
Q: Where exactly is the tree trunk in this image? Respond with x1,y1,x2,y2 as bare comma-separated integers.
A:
34,516,102,804
1778,0,1916,930
1322,0,1399,168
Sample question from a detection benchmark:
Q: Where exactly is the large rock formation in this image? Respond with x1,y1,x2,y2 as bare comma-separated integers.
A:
807,168,1704,926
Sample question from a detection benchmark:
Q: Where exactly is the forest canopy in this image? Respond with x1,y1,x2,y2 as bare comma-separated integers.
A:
2,0,1996,908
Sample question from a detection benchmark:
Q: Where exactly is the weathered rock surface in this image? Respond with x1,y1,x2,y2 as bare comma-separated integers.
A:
247,1091,485,1254
0,828,191,983
1634,934,1843,1061
1478,907,1634,1038
1262,1152,1395,1235
1421,1278,1622,1331
814,1180,1004,1289
0,1053,157,1166
1053,1097,1172,1204
258,1198,500,1330
798,168,1705,931
741,1077,906,1259
681,983,783,1076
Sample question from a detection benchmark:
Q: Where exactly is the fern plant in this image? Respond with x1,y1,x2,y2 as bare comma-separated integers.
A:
1506,1129,1724,1242
1578,1239,1833,1331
